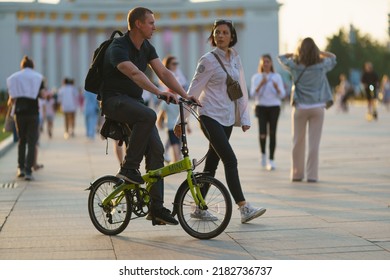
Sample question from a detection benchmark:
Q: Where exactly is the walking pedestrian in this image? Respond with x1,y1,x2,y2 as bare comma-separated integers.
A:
379,74,390,111
58,77,78,139
250,54,286,170
334,73,352,113
6,56,46,180
361,61,379,121
83,90,100,140
158,55,189,163
175,19,266,223
43,91,56,138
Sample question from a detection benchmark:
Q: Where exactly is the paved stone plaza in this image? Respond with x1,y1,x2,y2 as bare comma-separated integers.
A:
0,101,389,260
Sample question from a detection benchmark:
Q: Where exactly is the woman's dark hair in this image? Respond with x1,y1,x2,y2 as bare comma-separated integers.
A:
127,7,153,30
162,55,176,70
260,54,275,73
208,19,237,48
20,55,34,69
296,37,321,66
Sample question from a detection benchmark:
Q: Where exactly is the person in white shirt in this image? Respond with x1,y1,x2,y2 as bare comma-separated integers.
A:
175,19,266,224
6,56,45,180
250,54,286,170
57,78,78,139
158,55,189,163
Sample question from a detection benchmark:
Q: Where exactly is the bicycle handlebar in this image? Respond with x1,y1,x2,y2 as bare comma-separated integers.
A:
157,94,199,107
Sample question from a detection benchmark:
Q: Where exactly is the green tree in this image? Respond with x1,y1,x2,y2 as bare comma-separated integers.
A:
325,28,390,89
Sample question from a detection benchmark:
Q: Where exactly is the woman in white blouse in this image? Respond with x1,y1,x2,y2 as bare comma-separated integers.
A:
175,19,266,224
250,54,286,171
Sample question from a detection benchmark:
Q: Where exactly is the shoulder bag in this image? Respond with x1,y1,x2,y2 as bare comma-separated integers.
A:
212,52,243,101
3,105,15,133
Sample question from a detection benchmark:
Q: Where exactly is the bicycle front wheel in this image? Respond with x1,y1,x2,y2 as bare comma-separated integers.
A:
175,174,232,239
88,176,132,235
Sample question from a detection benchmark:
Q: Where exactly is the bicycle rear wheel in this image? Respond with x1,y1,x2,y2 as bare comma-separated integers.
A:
88,176,132,235
175,174,232,239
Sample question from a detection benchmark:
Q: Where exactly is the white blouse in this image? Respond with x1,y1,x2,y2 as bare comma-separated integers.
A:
250,72,286,107
185,47,250,127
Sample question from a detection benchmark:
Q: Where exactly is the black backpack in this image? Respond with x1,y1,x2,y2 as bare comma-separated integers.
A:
84,30,123,100
100,117,131,149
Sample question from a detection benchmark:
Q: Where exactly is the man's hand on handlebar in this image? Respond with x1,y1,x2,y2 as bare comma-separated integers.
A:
158,93,201,107
159,91,179,104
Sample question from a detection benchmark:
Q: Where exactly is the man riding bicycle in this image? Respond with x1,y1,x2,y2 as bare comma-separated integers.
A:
101,7,199,225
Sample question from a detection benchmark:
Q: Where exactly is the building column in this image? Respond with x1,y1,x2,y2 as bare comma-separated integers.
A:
151,28,163,57
187,26,199,80
171,26,183,64
61,28,72,80
78,28,89,89
46,28,57,89
241,8,280,77
202,25,212,54
32,27,43,74
95,29,106,48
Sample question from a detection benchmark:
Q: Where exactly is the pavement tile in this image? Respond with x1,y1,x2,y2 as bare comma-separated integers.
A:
0,103,389,260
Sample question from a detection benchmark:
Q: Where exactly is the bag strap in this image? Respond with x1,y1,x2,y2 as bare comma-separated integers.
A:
211,52,230,77
291,66,307,106
294,66,307,86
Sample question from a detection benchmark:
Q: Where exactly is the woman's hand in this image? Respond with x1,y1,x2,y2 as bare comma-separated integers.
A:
187,95,201,107
242,125,250,132
272,81,280,94
256,77,267,92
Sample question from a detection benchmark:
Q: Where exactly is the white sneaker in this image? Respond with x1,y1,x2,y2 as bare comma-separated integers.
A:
239,203,266,224
261,154,267,167
190,208,218,221
266,160,275,171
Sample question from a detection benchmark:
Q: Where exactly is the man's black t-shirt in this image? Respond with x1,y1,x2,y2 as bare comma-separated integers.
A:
14,81,44,116
361,71,379,91
102,31,158,100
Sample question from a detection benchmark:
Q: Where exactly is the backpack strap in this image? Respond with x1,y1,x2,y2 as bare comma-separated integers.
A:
110,30,124,39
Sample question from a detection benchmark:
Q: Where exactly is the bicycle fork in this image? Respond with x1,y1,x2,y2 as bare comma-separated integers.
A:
186,171,208,210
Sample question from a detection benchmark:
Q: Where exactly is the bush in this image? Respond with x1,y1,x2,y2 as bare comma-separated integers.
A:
0,89,9,119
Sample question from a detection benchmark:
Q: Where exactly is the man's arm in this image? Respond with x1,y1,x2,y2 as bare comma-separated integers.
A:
117,60,164,96
149,58,190,99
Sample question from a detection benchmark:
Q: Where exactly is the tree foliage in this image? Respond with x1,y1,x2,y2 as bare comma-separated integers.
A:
325,28,390,88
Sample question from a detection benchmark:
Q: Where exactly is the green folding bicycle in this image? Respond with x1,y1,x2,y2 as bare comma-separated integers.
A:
87,97,232,239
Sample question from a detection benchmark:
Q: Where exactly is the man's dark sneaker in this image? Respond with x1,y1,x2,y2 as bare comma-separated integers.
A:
153,207,179,225
145,213,166,225
17,168,25,178
116,168,144,184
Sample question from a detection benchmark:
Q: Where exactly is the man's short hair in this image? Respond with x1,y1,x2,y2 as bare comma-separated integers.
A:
127,7,153,30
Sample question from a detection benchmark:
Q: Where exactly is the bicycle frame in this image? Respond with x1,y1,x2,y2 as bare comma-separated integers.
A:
100,99,207,211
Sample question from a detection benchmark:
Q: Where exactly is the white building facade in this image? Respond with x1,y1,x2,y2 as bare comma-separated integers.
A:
0,0,281,91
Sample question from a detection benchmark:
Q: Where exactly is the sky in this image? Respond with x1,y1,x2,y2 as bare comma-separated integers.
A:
1,0,389,51
278,0,390,51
